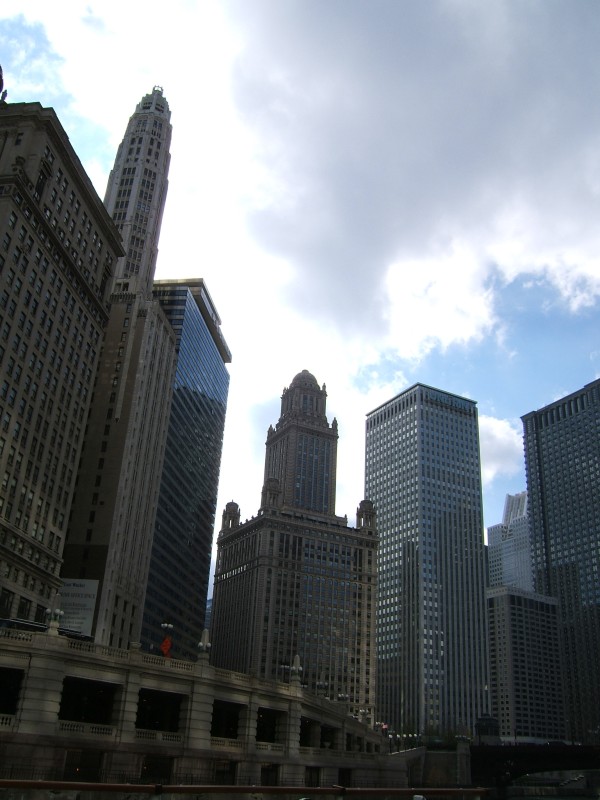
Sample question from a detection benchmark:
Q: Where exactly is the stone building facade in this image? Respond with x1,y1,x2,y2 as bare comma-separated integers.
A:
211,371,377,722
0,625,406,787
0,99,122,623
61,88,177,647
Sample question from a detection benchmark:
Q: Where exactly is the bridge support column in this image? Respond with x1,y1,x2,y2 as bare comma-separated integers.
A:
17,636,66,735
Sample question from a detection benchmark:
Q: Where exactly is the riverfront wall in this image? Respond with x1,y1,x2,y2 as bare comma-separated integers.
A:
0,627,420,787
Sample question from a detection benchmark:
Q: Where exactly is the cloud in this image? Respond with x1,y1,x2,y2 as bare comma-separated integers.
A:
478,415,523,487
82,6,107,33
385,241,497,361
225,0,600,357
0,15,65,103
3,0,599,544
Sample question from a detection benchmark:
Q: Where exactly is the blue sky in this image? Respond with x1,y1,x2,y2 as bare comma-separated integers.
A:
2,1,599,534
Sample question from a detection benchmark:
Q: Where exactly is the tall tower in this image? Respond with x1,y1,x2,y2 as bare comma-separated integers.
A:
486,495,564,742
522,378,600,742
0,99,122,623
487,492,533,591
211,371,378,720
263,369,337,515
140,279,231,661
103,86,171,294
61,89,175,646
365,384,488,737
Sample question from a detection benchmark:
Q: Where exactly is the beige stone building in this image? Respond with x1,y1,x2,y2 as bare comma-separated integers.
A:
212,371,378,722
0,625,409,787
61,88,176,647
0,98,123,623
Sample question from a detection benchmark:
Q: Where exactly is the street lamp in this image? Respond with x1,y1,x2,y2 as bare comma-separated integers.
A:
290,654,303,678
45,593,64,635
197,628,211,659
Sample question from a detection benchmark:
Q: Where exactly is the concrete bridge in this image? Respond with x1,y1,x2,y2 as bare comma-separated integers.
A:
470,743,600,787
0,627,427,788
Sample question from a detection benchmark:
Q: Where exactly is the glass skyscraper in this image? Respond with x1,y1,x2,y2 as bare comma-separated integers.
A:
141,280,230,661
486,492,564,741
365,383,488,737
522,378,600,742
487,492,533,591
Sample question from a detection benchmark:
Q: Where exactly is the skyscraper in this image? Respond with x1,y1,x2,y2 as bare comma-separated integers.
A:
61,88,176,646
487,492,533,591
365,384,488,737
211,371,378,720
0,99,122,622
486,492,563,741
522,378,600,742
487,586,564,742
140,279,230,660
103,87,171,295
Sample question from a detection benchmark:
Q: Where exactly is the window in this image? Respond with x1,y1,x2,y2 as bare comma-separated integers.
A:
17,596,31,620
0,588,15,616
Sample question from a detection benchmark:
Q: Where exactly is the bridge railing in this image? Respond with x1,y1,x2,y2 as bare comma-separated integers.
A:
0,780,490,800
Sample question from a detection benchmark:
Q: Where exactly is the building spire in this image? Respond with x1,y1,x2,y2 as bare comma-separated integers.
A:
262,370,339,517
104,86,172,296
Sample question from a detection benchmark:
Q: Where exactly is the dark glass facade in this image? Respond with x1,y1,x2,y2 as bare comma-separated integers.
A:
141,281,230,660
487,587,564,741
522,378,600,742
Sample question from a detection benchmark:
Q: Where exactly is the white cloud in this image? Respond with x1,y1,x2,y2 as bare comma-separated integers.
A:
385,241,497,361
3,0,600,558
478,415,523,487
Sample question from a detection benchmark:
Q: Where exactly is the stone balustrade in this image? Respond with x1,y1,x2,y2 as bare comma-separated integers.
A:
0,628,411,787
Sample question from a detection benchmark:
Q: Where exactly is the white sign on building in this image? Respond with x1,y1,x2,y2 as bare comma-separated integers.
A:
60,579,98,636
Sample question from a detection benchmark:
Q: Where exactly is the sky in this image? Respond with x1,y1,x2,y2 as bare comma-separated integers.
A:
2,1,600,544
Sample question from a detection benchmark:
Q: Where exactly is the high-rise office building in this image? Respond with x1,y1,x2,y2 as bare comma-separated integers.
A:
0,99,122,622
522,378,600,742
211,370,378,720
487,586,564,742
365,384,488,736
487,492,533,591
486,492,562,740
61,88,176,646
140,279,230,661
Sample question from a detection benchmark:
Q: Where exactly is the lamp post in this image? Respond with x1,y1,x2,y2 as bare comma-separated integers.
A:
290,654,303,685
45,593,64,635
197,628,211,662
316,680,328,698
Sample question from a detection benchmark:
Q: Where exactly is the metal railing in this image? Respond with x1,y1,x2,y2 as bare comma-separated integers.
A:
0,780,489,798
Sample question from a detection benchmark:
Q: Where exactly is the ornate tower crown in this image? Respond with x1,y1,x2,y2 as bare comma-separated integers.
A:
262,371,338,516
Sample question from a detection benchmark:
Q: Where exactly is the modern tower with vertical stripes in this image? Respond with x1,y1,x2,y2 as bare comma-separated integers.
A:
522,378,600,743
365,383,488,737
